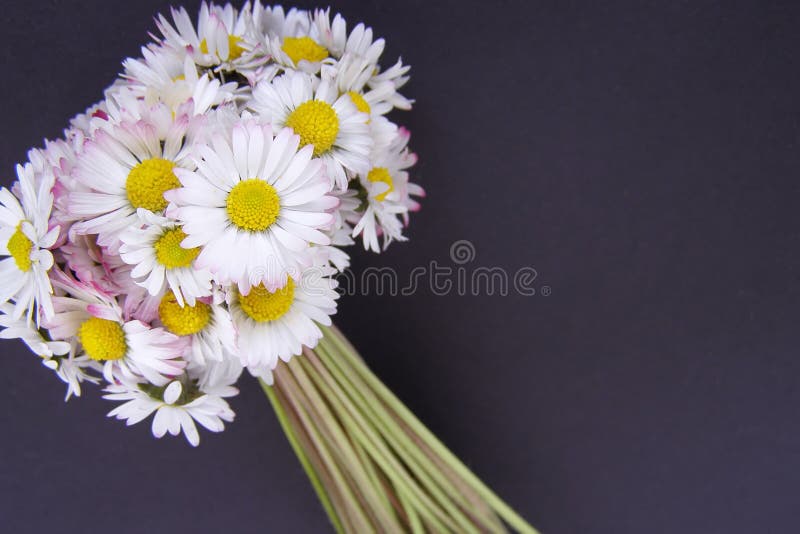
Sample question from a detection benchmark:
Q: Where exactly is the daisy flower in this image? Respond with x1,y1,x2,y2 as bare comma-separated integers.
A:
104,359,239,447
156,291,237,366
229,266,339,381
120,45,237,115
258,7,328,73
69,103,195,252
155,2,264,74
166,119,336,292
45,272,187,387
261,8,381,73
251,4,309,37
119,210,213,306
251,71,372,189
352,128,424,252
0,158,60,323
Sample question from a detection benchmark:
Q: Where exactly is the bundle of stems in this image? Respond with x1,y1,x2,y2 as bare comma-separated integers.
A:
261,325,539,534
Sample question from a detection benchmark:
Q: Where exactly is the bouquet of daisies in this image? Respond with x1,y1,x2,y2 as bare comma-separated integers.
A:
1,3,537,532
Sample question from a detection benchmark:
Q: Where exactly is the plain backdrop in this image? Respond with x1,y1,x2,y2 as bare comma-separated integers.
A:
2,1,800,533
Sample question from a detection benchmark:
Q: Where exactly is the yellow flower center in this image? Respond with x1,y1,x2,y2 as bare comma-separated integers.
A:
78,317,127,361
7,224,33,272
238,280,295,323
282,36,329,65
348,91,371,116
227,35,245,60
154,227,200,269
226,179,281,232
285,100,339,157
126,158,180,212
158,293,211,336
367,167,394,202
200,35,246,60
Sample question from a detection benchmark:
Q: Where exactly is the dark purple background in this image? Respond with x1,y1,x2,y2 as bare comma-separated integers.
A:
2,1,800,532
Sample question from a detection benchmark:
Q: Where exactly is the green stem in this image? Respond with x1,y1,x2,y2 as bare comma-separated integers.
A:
291,355,403,531
260,379,345,534
262,324,541,534
273,365,373,532
298,348,456,533
325,326,541,534
313,339,490,534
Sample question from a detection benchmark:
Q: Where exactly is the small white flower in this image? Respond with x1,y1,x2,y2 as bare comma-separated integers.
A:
258,7,327,74
250,71,372,189
352,128,424,252
104,366,238,447
119,210,213,306
229,266,339,381
261,8,382,76
120,45,237,115
46,272,187,387
166,119,336,292
155,2,264,74
69,102,196,252
0,157,60,323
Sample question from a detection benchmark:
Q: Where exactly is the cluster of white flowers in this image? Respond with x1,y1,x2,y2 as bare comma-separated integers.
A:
0,2,422,446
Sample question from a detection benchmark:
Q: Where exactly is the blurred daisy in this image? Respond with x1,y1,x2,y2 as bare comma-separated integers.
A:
251,4,309,38
119,210,213,306
46,273,187,387
0,159,60,323
229,267,339,381
69,103,194,252
121,46,237,115
155,2,263,73
251,71,371,189
166,120,336,292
